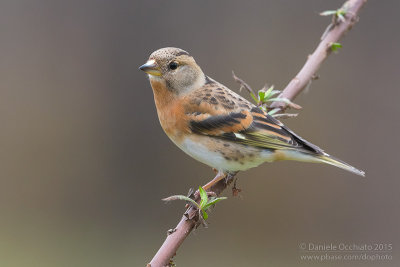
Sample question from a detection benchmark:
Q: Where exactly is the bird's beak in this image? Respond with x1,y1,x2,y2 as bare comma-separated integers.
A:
139,59,162,76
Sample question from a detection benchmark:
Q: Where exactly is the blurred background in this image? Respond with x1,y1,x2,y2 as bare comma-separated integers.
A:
1,0,399,266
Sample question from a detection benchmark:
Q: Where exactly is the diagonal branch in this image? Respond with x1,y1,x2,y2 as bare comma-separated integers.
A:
269,0,366,113
148,0,366,266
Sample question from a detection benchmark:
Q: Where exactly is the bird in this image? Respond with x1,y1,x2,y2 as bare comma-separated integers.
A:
139,47,365,189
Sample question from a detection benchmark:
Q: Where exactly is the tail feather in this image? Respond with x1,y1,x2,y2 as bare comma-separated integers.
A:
277,150,365,177
317,154,365,177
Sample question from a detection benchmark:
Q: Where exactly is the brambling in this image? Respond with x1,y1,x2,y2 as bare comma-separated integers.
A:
139,47,365,188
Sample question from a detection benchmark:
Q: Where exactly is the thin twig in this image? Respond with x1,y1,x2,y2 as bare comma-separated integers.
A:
148,1,366,266
232,71,257,98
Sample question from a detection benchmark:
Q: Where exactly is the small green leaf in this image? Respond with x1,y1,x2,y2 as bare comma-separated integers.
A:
260,106,267,112
162,195,199,208
258,91,266,102
271,91,281,98
267,97,291,104
203,197,227,210
320,8,346,19
198,186,208,208
330,42,342,52
337,13,345,22
264,85,275,100
201,209,208,220
268,108,279,115
320,10,337,16
250,92,258,104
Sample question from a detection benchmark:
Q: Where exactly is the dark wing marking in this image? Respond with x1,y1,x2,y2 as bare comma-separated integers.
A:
189,111,250,135
189,107,324,155
280,124,324,154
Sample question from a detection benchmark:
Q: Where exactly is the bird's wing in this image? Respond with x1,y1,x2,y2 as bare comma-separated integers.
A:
187,105,324,155
183,76,324,154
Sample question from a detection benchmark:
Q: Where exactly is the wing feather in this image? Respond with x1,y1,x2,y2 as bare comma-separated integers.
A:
184,78,323,155
188,106,324,155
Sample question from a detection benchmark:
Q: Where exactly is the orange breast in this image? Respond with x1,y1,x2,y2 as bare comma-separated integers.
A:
150,79,189,144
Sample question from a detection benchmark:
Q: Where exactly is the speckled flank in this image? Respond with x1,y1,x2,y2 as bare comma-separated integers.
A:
180,134,271,172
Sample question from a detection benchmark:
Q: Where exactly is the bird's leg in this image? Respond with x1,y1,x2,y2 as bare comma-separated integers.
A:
202,171,227,191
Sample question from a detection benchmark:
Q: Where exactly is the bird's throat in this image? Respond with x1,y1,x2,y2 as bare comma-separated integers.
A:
150,79,175,108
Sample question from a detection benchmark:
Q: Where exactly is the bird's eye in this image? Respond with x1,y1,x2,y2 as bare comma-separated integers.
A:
168,61,178,70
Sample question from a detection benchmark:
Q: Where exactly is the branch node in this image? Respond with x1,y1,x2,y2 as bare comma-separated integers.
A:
167,228,177,236
312,74,319,80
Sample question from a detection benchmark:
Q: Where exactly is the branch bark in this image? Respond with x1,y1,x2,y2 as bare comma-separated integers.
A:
148,0,366,266
270,0,366,112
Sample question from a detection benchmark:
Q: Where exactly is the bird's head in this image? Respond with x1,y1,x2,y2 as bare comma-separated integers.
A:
139,47,205,94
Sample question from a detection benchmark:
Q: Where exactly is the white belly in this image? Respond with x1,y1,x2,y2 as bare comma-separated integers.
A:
177,137,272,172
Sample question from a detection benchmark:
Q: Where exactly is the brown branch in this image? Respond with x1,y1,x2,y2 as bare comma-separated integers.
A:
148,173,236,267
270,0,366,113
148,0,366,266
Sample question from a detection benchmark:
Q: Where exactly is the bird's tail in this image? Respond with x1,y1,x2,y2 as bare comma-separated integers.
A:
277,150,365,177
316,153,365,177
